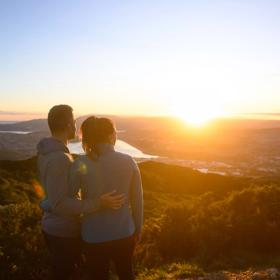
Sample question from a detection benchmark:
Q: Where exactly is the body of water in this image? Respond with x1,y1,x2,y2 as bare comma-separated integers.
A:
197,168,226,176
68,140,158,159
0,121,18,124
0,130,31,135
0,121,30,134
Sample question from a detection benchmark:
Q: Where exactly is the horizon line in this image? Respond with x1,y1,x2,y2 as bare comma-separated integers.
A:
1,112,280,123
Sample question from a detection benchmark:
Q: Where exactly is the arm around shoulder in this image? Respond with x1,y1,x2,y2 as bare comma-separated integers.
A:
45,154,100,215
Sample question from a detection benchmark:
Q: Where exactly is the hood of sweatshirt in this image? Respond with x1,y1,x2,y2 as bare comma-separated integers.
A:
37,137,70,155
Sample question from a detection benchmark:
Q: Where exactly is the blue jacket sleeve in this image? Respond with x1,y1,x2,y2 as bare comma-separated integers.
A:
41,155,100,215
129,159,143,234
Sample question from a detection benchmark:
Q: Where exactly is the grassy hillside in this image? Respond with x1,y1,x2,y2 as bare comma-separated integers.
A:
1,157,280,279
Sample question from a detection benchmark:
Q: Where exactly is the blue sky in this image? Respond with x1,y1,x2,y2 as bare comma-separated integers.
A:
1,0,280,121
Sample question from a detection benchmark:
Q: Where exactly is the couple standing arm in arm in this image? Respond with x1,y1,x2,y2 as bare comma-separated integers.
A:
39,150,126,216
39,142,143,241
38,104,143,280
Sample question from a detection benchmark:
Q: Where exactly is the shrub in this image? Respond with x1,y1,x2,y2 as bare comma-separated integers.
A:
0,202,50,280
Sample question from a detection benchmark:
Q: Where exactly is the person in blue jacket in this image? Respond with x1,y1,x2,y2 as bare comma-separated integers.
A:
69,116,143,280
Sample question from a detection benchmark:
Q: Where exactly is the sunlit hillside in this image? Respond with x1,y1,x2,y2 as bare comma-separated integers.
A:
2,157,280,279
2,1,280,278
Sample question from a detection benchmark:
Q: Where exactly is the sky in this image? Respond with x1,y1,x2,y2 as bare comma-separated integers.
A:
1,0,280,122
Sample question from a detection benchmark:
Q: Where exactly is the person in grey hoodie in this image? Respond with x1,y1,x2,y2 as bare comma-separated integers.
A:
37,105,125,280
69,116,143,280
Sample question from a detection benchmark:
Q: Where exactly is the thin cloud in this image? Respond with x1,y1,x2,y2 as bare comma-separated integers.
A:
242,113,280,116
0,111,43,115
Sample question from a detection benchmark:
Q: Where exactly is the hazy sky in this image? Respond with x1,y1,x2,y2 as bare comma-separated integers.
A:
1,0,280,120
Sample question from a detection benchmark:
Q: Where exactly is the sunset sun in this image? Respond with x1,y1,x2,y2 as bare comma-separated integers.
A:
170,97,226,126
178,111,218,126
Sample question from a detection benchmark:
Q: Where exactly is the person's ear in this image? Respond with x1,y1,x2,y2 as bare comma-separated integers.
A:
82,142,87,152
109,133,116,144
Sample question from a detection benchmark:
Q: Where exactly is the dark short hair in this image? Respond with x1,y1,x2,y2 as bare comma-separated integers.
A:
48,105,73,134
81,117,116,156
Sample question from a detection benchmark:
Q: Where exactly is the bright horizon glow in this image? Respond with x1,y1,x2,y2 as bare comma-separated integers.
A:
1,111,280,123
173,110,223,126
169,94,227,126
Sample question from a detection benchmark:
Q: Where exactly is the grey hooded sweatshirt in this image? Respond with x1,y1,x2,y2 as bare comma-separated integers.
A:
37,137,99,237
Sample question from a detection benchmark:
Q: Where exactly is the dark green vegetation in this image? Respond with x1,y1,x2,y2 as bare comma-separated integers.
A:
1,157,280,279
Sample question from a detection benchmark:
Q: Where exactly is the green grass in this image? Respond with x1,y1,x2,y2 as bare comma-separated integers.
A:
135,263,204,280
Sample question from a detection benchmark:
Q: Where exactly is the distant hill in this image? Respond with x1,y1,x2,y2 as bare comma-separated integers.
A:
0,149,29,160
2,116,280,133
140,161,250,195
0,119,48,132
1,116,280,173
0,131,49,159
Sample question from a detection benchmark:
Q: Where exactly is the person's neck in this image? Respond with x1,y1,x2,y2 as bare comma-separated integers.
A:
52,133,68,146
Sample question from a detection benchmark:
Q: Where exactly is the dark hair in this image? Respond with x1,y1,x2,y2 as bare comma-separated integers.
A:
48,105,73,134
81,117,116,158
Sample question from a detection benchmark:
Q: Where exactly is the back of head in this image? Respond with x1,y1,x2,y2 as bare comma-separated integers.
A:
48,104,73,135
94,118,116,143
81,117,116,157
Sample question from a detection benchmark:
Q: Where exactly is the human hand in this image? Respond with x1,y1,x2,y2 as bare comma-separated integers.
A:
100,190,126,210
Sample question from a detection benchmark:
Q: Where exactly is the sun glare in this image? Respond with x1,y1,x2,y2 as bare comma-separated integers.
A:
170,100,225,126
180,112,216,126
